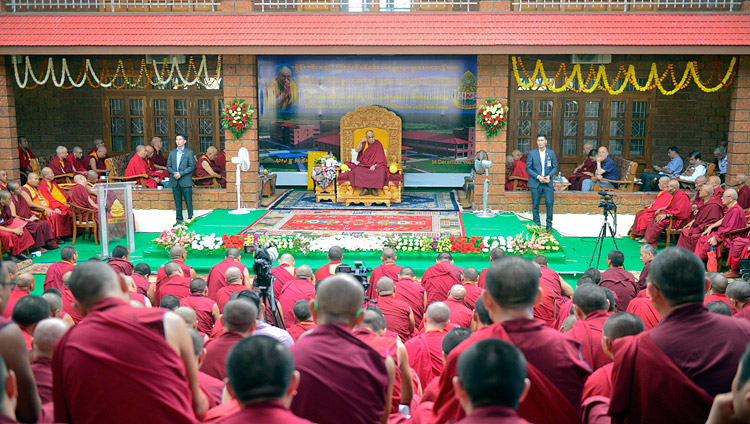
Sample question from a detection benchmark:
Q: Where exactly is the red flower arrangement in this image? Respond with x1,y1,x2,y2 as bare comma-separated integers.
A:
221,98,254,140
449,236,483,254
222,234,248,249
476,98,509,140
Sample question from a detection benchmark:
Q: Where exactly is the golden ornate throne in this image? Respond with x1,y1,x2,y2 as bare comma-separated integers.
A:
336,106,403,206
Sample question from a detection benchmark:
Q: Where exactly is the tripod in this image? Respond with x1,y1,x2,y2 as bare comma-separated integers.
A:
589,208,618,268
258,279,286,330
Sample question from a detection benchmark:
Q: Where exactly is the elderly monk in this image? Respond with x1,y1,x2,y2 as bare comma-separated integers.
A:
314,246,343,281
459,267,483,310
690,175,709,211
727,281,750,321
0,263,41,423
5,181,57,252
695,188,747,263
184,329,223,408
145,145,169,179
2,272,33,319
630,176,672,239
49,146,74,177
88,138,104,155
125,145,162,188
423,252,463,306
0,191,35,263
181,278,220,335
150,137,169,169
704,272,736,314
566,284,611,371
17,136,35,180
30,318,68,405
290,274,394,424
0,170,8,193
643,179,692,246
66,146,88,173
405,301,450,387
734,174,750,210
367,248,403,300
12,295,49,350
195,147,226,188
432,256,590,424
609,247,750,423
581,312,645,424
216,336,313,424
207,248,249,300
278,265,316,328
154,262,192,305
444,285,473,329
287,300,317,342
87,145,108,177
478,247,505,289
201,299,258,381
505,149,529,191
708,175,726,206
53,261,208,422
393,267,426,326
531,255,574,327
568,146,597,191
599,250,638,312
376,277,414,342
22,172,72,240
157,245,197,284
270,253,296,298
215,267,248,312
349,130,388,197
107,245,134,276
353,310,413,413
677,184,724,252
42,289,66,320
638,244,655,291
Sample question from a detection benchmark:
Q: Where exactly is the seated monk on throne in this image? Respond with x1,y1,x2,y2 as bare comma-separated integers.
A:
349,130,388,196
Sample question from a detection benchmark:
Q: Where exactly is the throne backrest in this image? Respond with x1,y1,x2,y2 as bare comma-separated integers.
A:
340,106,402,166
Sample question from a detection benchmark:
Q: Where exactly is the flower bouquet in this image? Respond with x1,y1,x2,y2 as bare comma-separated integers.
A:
221,98,254,140
476,98,509,139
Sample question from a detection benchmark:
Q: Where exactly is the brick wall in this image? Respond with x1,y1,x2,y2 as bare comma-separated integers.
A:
727,56,750,182
0,58,19,181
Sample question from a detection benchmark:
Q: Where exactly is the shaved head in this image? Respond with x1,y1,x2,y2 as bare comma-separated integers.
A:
376,277,394,295
174,307,198,327
709,175,722,187
327,246,343,262
727,281,750,303
42,291,63,316
449,284,467,301
437,252,453,262
462,267,478,282
68,261,122,308
315,274,364,325
658,176,671,186
293,300,311,321
485,256,539,309
426,302,450,327
442,327,472,356
295,265,313,281
573,284,608,315
170,245,186,259
707,272,729,294
32,318,69,356
474,297,492,326
279,253,294,265
603,312,645,340
223,300,258,333
225,266,242,284
694,175,708,187
399,267,415,278
16,273,34,290
165,262,181,277
490,248,506,261
359,309,386,333
226,247,241,259
381,248,396,261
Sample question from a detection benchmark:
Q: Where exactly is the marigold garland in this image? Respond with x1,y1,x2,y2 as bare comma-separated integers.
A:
512,56,736,95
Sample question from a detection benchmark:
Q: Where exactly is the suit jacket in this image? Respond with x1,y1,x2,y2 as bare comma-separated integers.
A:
167,147,195,188
526,148,558,189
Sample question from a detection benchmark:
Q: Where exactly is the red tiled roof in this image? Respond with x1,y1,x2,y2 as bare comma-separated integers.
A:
0,14,748,48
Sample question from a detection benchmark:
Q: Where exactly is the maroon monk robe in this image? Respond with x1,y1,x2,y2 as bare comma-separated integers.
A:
367,262,403,300
153,148,168,168
477,267,488,289
53,298,196,424
215,401,314,424
677,197,724,252
457,405,532,424
729,237,750,273
49,156,72,177
630,190,672,237
277,279,315,328
394,278,426,326
378,294,414,341
71,183,95,211
626,290,660,330
157,260,194,285
314,260,341,282
197,371,223,408
107,257,134,276
86,151,107,176
505,156,529,191
44,260,76,291
0,217,35,258
195,154,226,188
60,287,84,324
18,146,35,173
581,363,613,424
736,301,750,321
713,186,727,213
739,185,750,210
288,321,317,342
696,202,747,262
30,356,53,405
215,284,247,312
1,287,29,318
637,261,651,292
207,258,247,300
566,309,611,371
4,199,53,251
270,263,295,299
692,190,705,210
132,273,150,296
182,294,218,334
535,264,564,327
422,262,463,306
155,275,191,304
569,158,596,191
146,157,170,179
404,329,446,387
201,331,244,381
553,298,574,331
704,292,737,314
432,319,590,424
444,297,473,328
204,400,239,422
65,154,87,173
461,283,483,310
352,328,404,412
291,323,388,424
125,154,159,188
643,189,692,244
599,268,638,312
348,139,388,189
215,150,226,179
129,292,147,306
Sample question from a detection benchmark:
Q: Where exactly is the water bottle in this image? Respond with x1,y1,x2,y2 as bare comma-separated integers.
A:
556,172,562,183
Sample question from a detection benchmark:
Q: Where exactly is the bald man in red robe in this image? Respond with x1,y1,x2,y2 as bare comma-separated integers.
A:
61,283,84,325
125,146,162,188
625,289,661,331
145,145,170,179
703,273,736,313
206,248,249,300
49,146,74,178
86,146,108,177
504,150,529,190
367,248,402,300
599,250,638,312
405,301,450,387
277,266,315,328
22,172,72,239
695,188,747,263
287,300,316,342
643,179,692,246
44,247,77,291
155,263,192,305
422,252,463,306
630,176,672,238
444,285,473,329
53,261,207,423
432,257,590,424
215,267,248,312
565,285,611,371
532,256,573,327
270,254,296,299
157,246,197,285
677,184,724,252
200,300,257,381
290,275,393,424
393,267,426,327
459,267,483,310
194,147,226,188
1,274,32,319
314,246,343,281
348,130,388,196
734,174,750,209
181,280,220,335
609,247,750,423
376,277,414,342
215,149,226,179
66,146,88,173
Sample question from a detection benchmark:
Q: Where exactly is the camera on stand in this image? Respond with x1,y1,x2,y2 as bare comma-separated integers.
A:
589,191,620,268
598,191,618,213
250,244,285,330
336,261,374,304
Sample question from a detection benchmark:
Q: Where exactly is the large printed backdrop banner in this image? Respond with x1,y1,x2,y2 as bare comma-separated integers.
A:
257,55,477,174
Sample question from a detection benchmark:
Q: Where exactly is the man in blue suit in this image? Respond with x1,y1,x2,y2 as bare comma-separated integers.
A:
525,135,558,231
167,134,195,225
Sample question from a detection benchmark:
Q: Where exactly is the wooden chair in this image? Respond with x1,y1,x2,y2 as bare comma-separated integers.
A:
70,204,99,245
105,153,151,188
665,216,686,247
679,163,716,190
508,176,530,191
336,106,403,206
591,157,639,191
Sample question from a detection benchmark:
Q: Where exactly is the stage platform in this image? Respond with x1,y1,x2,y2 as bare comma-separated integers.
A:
26,208,645,296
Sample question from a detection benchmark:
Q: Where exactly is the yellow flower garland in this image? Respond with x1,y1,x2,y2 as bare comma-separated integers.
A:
512,56,736,96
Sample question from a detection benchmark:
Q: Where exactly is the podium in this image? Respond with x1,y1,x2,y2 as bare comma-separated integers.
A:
97,182,136,258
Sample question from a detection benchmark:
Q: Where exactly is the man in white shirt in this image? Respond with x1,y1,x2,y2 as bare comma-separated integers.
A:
676,150,707,183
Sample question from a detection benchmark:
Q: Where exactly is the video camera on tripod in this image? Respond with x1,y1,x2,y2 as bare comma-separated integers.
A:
598,191,618,213
250,244,286,329
336,261,374,304
589,191,620,268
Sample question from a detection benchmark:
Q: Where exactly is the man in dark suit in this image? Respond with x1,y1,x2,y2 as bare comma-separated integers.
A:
526,134,558,231
166,134,195,225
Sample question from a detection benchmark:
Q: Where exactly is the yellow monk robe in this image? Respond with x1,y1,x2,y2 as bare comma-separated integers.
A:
23,182,73,238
